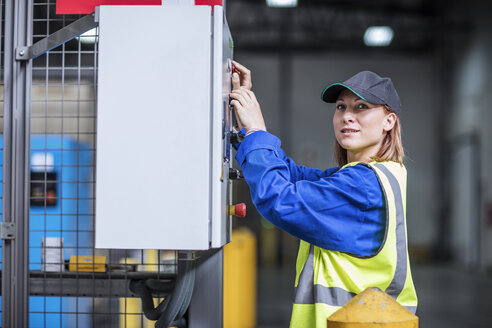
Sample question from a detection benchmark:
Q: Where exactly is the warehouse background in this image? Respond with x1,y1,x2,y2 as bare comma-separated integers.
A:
1,0,492,327
227,0,492,326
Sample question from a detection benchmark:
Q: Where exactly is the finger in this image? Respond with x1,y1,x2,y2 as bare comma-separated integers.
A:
230,93,248,107
232,60,248,73
235,88,253,102
230,99,243,111
230,89,251,100
232,60,252,89
232,72,241,90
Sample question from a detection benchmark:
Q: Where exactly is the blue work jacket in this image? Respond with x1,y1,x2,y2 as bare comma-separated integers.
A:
235,130,385,257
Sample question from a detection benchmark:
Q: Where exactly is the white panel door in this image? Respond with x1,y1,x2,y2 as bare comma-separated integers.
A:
95,5,212,250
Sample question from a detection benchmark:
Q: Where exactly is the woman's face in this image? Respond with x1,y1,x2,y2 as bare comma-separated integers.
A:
333,89,396,161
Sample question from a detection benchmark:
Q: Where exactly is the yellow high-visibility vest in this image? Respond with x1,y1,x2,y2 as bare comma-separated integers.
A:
290,161,418,328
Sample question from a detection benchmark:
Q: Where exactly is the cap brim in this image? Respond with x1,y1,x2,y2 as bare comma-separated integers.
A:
321,83,368,103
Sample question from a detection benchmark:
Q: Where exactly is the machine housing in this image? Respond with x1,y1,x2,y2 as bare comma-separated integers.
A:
95,5,234,250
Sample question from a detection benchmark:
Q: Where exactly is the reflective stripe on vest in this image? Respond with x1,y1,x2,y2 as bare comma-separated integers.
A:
294,163,415,313
294,245,356,305
373,163,407,298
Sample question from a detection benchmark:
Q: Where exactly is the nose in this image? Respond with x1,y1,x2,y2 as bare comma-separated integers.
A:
342,111,355,124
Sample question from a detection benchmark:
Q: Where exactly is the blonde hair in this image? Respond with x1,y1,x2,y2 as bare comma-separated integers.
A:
334,105,404,167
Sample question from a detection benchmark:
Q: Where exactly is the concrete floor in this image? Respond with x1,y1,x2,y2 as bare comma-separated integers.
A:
257,264,492,327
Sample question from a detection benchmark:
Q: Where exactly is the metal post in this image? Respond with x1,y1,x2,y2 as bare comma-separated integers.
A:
188,248,224,327
2,0,33,327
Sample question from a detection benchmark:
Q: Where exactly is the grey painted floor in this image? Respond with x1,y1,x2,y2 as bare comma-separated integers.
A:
257,264,492,327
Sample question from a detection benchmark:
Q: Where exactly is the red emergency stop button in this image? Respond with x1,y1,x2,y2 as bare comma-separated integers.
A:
229,203,246,218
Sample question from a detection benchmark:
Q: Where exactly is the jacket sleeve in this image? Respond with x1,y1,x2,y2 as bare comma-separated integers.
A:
276,146,339,182
235,130,384,256
236,131,337,183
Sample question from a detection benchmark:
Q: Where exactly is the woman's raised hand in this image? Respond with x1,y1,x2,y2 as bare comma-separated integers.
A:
230,61,266,133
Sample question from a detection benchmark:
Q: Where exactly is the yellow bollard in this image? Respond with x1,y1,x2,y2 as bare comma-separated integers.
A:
327,287,418,328
224,227,257,328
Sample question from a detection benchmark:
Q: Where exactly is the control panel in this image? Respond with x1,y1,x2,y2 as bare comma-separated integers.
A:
95,5,241,250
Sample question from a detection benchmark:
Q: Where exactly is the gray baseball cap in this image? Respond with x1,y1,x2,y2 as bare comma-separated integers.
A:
321,71,402,116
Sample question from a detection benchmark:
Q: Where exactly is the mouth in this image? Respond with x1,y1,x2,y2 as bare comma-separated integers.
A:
341,128,360,134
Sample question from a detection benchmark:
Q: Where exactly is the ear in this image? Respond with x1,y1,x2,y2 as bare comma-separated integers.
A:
382,112,397,132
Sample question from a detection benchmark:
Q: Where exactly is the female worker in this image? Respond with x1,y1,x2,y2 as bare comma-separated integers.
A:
229,61,418,327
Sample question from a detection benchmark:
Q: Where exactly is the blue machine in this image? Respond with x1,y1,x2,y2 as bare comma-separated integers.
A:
1,135,94,327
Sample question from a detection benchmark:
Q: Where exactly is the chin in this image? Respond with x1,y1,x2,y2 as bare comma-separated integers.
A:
337,141,359,150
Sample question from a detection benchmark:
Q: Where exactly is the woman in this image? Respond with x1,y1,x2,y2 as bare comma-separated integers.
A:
230,61,418,327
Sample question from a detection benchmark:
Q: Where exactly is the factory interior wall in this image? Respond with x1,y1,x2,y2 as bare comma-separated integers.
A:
234,52,439,265
449,0,492,270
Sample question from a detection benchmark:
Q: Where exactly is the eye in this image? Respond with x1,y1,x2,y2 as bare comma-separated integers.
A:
356,103,369,110
336,103,346,110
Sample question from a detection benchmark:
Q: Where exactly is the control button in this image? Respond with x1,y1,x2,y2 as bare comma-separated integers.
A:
229,168,243,180
230,132,244,144
229,203,246,218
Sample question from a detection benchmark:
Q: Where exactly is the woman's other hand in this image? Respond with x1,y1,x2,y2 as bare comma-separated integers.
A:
230,88,266,134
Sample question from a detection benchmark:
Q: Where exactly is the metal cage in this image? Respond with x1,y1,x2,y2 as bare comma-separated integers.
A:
1,1,189,327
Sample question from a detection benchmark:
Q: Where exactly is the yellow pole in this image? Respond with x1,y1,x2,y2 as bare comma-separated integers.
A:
143,250,159,328
223,227,257,328
327,287,418,328
119,258,141,328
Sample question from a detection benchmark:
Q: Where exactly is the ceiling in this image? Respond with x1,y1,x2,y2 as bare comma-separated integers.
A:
226,0,472,53
28,0,473,55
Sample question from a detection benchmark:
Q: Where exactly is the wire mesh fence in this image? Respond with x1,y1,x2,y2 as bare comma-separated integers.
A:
2,1,178,327
1,0,5,324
